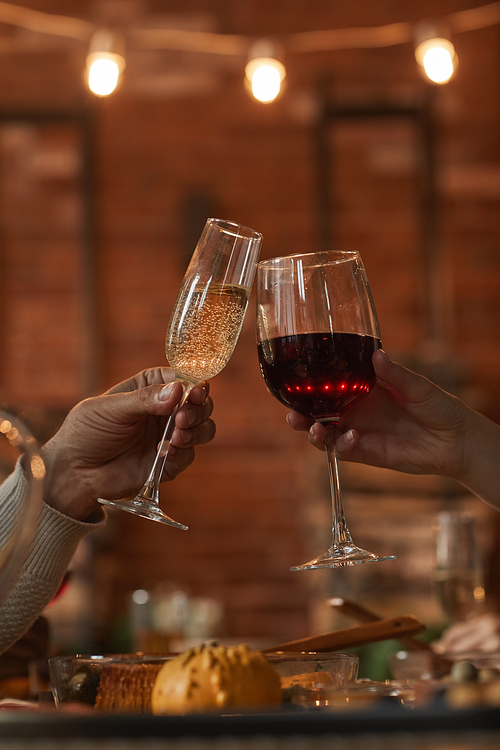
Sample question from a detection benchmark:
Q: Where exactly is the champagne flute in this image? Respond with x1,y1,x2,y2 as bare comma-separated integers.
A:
99,218,262,528
256,250,397,571
433,510,485,624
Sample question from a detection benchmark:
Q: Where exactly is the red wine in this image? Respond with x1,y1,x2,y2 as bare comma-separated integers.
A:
258,331,380,420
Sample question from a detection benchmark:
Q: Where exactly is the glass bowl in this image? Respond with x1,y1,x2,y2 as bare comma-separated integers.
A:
49,650,359,712
317,680,416,710
49,653,173,709
265,651,359,705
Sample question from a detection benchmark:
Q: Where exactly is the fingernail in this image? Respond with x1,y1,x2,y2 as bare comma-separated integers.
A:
158,383,176,401
345,429,355,443
378,348,391,364
181,429,192,445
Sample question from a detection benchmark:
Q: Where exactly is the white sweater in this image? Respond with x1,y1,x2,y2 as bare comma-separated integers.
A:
0,461,106,654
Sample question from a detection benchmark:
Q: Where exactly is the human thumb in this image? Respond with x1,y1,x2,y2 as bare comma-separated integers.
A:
92,381,184,425
373,349,434,403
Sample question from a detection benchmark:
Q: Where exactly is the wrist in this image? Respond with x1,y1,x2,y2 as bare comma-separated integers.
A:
457,409,500,508
39,440,101,522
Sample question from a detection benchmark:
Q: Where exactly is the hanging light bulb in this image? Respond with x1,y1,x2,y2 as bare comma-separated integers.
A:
86,29,126,97
414,22,457,85
245,38,286,103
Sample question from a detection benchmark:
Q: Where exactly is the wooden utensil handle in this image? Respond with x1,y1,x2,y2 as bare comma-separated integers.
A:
264,615,426,653
327,597,452,674
328,597,431,652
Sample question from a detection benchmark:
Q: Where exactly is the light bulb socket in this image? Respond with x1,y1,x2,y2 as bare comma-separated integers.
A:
245,37,286,82
86,28,126,71
247,37,281,61
414,19,455,66
245,56,286,83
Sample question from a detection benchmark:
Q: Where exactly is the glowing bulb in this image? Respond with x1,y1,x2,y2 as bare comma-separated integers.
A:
246,59,285,102
245,39,286,103
86,29,125,97
415,36,456,85
422,46,454,84
88,56,121,96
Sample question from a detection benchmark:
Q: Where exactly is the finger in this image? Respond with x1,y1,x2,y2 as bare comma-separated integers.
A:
286,411,315,432
305,421,327,450
373,350,435,404
161,446,195,480
187,381,210,405
91,381,185,427
171,418,216,449
105,367,175,395
175,396,214,430
335,429,359,459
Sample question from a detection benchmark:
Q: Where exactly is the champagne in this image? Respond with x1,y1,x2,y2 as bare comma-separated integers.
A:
166,283,250,383
434,568,485,622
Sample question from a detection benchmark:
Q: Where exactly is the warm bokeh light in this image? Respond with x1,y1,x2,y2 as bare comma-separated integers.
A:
0,419,11,434
473,586,486,603
87,55,122,96
415,37,456,84
245,56,286,103
30,454,46,480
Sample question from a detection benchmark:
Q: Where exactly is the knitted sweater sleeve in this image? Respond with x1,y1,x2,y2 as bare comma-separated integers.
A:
0,461,106,654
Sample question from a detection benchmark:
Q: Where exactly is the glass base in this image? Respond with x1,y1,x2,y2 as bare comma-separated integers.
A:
98,497,188,530
290,543,397,571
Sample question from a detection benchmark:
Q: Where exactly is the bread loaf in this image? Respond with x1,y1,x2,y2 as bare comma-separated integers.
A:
151,643,282,714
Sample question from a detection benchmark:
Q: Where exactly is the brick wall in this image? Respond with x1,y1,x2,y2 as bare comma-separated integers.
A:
1,0,499,651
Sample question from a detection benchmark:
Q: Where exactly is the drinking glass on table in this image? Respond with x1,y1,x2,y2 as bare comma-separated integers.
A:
99,218,262,528
256,250,397,571
433,510,485,624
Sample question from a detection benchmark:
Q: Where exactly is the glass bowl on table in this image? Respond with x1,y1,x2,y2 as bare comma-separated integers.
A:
50,650,360,713
49,653,174,711
265,651,359,706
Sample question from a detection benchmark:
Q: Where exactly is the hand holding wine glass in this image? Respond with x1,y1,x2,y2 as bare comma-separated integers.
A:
257,250,397,571
99,218,262,528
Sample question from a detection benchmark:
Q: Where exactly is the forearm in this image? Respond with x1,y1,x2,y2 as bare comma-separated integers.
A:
0,462,105,654
458,410,500,511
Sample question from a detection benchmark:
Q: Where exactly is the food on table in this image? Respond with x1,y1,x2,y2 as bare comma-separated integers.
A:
151,643,282,714
95,662,162,713
280,671,337,689
443,660,500,709
65,664,102,706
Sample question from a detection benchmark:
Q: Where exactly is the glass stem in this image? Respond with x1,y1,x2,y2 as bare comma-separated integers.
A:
324,425,353,548
140,384,191,504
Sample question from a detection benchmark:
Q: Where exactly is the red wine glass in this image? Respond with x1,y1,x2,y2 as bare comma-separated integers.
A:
256,250,397,571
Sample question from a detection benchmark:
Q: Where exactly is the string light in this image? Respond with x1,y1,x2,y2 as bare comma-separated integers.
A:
0,1,498,97
245,39,286,103
414,22,457,84
86,28,126,97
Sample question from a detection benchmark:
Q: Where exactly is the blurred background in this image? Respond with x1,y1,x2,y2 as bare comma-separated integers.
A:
0,0,499,661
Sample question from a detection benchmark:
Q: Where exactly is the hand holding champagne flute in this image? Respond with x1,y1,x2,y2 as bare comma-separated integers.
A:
257,250,397,571
99,218,262,528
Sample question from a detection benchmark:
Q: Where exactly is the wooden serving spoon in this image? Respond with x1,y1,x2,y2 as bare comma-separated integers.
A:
328,597,452,674
264,615,426,653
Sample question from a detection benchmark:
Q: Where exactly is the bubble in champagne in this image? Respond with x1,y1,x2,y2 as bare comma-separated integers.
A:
166,284,249,382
